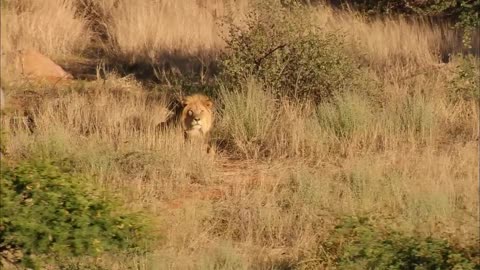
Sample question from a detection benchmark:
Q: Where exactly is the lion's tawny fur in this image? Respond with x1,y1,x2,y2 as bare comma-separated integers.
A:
180,94,214,141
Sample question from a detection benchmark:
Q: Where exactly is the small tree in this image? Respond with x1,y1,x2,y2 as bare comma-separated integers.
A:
219,0,362,103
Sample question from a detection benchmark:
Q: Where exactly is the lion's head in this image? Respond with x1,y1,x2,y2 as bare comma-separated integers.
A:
180,94,214,140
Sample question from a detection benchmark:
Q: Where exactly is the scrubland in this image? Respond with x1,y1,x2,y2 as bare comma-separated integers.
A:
0,0,479,269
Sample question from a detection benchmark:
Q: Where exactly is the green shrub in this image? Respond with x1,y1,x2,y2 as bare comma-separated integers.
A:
219,0,361,103
0,160,150,269
453,0,480,48
449,54,480,102
327,217,479,270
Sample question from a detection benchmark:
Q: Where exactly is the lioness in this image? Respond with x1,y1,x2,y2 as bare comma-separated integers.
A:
180,94,214,142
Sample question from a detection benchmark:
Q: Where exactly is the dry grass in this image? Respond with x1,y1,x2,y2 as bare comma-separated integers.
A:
1,0,89,56
311,5,460,82
106,0,223,62
3,75,477,268
86,0,249,65
3,76,216,206
217,79,326,160
0,0,90,80
0,0,249,82
1,0,478,269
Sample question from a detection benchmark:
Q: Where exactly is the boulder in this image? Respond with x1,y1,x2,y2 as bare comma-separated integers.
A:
19,49,73,81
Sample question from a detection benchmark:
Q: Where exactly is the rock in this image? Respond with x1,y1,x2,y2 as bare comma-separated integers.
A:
19,49,73,81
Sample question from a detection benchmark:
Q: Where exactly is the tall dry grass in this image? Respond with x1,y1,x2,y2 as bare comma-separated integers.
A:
312,5,458,81
3,75,216,206
217,71,477,158
197,145,477,266
1,0,455,77
86,0,248,64
0,0,249,82
5,72,473,268
1,0,90,80
1,0,478,268
1,0,89,56
217,79,325,160
107,1,222,62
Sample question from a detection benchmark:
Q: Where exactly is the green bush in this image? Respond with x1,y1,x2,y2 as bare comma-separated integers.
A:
449,54,480,102
328,217,479,270
219,0,361,103
0,160,150,269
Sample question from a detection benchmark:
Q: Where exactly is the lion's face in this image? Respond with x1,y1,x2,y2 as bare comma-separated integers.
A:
181,94,213,139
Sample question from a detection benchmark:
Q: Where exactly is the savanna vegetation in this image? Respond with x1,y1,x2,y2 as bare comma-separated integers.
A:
0,0,479,269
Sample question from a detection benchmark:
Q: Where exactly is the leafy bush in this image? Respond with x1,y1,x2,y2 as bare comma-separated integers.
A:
328,217,479,270
0,160,150,269
449,54,480,102
219,0,361,103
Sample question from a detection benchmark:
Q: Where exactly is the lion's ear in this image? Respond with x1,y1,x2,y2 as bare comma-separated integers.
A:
181,97,188,107
204,99,213,109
